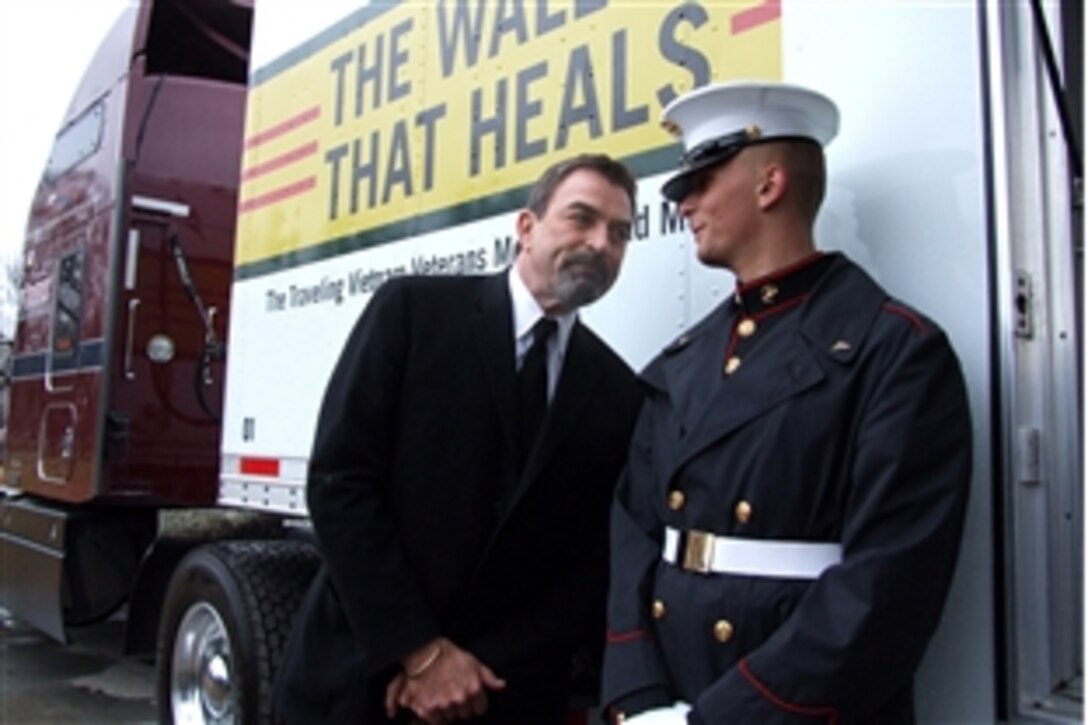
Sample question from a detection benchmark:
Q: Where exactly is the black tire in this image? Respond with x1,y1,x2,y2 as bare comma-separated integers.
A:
156,540,321,725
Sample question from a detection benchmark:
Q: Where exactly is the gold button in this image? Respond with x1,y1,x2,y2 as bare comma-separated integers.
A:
652,599,667,620
713,619,734,643
735,500,753,524
724,356,742,375
760,284,779,305
737,318,757,337
668,490,685,511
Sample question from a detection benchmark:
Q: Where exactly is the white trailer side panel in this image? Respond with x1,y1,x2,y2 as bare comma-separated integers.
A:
221,2,1084,720
783,3,996,721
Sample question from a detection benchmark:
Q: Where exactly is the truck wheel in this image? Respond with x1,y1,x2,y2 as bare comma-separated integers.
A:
157,540,321,725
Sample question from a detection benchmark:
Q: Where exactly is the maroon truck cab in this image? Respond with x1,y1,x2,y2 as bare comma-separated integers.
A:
2,0,251,638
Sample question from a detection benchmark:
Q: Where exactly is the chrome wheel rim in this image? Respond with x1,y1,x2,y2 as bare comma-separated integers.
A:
171,602,238,724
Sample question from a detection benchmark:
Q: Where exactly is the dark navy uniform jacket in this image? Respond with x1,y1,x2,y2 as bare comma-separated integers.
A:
602,253,971,724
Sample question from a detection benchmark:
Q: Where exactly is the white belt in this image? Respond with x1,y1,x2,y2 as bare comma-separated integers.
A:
663,527,842,579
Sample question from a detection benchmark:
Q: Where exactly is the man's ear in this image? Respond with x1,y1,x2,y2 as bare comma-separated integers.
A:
756,165,788,211
515,209,535,248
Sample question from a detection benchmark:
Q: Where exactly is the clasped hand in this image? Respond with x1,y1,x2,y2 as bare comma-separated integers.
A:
385,637,506,723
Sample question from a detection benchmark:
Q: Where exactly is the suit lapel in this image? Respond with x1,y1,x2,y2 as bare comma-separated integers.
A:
469,274,519,461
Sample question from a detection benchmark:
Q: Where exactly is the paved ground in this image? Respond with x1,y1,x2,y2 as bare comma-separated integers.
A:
0,607,157,723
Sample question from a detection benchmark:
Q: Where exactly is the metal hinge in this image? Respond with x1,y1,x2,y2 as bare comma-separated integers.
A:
1014,270,1034,339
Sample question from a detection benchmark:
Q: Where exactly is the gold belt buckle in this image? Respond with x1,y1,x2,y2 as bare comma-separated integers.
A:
682,529,715,573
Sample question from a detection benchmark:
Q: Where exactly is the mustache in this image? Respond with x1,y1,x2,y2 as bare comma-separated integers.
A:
560,250,610,279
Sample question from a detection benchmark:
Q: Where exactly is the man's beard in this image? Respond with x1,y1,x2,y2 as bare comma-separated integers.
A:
552,251,613,310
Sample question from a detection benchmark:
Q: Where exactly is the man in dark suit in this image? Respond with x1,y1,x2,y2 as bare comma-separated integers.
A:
275,154,643,724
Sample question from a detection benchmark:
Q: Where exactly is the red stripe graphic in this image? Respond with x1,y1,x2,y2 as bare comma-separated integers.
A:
243,140,319,181
245,106,320,149
239,176,317,214
732,0,781,34
240,456,281,477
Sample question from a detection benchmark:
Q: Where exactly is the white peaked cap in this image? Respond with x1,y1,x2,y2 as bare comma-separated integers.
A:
660,81,840,202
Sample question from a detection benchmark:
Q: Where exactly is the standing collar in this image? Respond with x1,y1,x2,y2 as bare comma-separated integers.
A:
732,252,834,315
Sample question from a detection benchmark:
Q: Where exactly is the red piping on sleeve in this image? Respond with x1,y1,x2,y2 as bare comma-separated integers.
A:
883,303,927,335
738,658,839,723
606,629,651,644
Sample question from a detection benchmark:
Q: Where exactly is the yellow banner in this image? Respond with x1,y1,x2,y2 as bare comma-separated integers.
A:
237,0,781,268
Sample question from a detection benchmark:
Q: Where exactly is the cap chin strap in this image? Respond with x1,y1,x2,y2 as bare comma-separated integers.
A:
681,127,754,169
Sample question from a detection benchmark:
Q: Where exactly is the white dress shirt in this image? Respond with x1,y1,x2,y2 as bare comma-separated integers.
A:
508,267,575,402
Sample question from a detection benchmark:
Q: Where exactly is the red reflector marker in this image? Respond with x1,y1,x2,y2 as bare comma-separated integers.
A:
240,457,280,477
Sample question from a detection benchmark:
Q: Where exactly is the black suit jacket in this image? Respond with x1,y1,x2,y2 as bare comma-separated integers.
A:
276,272,641,723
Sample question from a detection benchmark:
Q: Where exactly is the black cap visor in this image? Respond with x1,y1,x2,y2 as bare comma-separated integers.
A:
661,129,752,202
661,147,744,202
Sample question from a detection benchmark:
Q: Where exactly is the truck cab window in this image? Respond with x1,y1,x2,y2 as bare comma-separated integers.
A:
50,249,84,373
45,103,104,182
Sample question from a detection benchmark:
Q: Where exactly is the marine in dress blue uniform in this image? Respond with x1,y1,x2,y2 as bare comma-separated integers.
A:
601,83,972,724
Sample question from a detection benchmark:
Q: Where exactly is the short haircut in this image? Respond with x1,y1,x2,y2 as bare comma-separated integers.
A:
782,140,827,221
748,140,827,222
526,153,637,217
